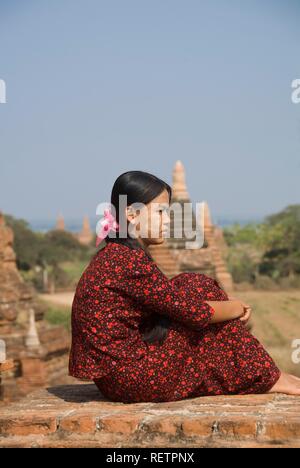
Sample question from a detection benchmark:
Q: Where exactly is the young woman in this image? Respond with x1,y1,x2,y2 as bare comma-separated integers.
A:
69,170,300,403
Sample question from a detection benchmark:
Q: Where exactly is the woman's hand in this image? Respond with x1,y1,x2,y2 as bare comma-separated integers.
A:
228,296,252,323
239,306,252,323
207,299,252,324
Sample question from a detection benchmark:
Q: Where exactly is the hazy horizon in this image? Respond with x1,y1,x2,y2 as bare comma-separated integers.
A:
12,212,268,233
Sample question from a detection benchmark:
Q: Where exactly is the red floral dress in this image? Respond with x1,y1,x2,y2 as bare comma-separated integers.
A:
69,241,281,403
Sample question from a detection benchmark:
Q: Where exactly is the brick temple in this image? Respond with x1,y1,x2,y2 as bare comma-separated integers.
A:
55,213,94,246
0,212,72,404
148,161,234,291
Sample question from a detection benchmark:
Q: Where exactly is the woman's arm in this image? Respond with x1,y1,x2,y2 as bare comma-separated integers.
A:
227,295,253,323
105,249,216,331
206,300,246,323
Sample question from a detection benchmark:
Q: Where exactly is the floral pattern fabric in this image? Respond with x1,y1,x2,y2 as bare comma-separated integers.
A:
69,241,281,403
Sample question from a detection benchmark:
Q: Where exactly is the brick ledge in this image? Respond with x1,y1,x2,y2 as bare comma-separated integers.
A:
0,384,300,448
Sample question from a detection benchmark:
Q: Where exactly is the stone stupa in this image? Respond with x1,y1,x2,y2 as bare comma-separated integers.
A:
55,213,65,231
77,216,93,246
0,212,72,403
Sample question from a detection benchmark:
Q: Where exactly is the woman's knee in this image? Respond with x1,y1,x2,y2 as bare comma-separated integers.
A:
170,272,204,287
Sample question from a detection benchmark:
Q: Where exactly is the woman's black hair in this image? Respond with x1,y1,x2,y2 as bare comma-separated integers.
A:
105,170,172,345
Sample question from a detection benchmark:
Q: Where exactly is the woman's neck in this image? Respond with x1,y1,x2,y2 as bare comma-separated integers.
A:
136,237,151,255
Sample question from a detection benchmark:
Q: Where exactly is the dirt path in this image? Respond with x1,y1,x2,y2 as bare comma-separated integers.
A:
39,292,75,307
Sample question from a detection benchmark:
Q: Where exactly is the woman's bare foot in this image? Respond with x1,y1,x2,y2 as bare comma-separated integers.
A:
268,372,300,396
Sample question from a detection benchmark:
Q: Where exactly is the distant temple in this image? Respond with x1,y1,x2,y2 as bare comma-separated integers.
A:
54,214,94,246
55,212,65,231
148,161,234,291
77,216,93,245
0,212,71,404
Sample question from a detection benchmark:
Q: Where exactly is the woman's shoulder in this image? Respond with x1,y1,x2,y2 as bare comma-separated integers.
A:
95,241,153,268
76,242,146,286
98,241,146,257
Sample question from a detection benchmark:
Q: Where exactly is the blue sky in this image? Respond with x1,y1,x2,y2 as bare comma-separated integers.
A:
0,0,299,225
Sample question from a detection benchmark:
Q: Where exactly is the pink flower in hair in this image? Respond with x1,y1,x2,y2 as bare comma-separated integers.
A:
96,208,119,247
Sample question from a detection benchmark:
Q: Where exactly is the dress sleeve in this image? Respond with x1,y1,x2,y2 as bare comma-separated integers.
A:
107,249,215,331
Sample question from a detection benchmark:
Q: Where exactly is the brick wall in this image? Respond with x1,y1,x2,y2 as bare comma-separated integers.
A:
0,360,14,401
0,383,300,448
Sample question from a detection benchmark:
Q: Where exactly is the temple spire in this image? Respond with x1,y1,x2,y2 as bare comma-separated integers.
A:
82,215,91,234
203,201,213,228
77,215,93,245
172,160,190,200
55,213,65,231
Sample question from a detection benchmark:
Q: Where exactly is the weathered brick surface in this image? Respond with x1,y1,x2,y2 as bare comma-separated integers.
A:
0,214,71,404
0,383,299,448
0,360,14,399
0,361,14,373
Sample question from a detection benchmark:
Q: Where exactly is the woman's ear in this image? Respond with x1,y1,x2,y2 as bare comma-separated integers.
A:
125,206,136,224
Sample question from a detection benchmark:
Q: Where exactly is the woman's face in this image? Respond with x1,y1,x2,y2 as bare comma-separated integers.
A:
126,189,171,246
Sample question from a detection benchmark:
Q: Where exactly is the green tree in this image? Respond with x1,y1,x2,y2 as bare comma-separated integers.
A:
259,205,300,278
4,214,42,270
